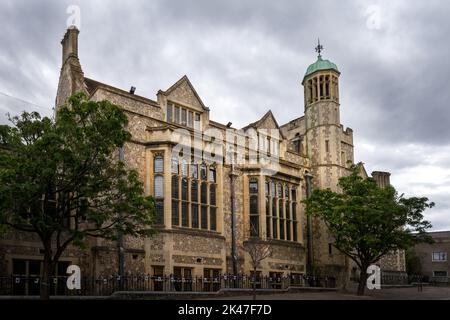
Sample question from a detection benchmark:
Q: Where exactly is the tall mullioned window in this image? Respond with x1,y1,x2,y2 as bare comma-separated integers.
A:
278,183,284,240
171,155,217,231
265,182,270,238
171,156,180,226
167,101,200,130
209,167,217,231
265,178,298,242
285,186,291,241
271,182,277,239
292,188,298,242
153,155,164,224
249,179,259,237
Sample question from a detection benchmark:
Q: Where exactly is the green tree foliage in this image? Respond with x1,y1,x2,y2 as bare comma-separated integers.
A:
0,93,156,299
405,248,423,276
303,163,433,295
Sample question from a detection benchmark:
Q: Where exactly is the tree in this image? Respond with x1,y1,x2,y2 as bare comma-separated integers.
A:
0,93,156,299
302,163,434,295
243,236,271,300
405,248,423,276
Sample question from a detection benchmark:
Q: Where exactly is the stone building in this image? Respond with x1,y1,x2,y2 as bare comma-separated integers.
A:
0,27,405,289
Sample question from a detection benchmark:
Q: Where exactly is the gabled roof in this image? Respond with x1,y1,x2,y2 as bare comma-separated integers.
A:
358,163,369,179
242,110,286,139
158,75,210,111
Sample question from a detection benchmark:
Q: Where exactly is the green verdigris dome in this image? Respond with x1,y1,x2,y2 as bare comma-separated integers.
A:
304,55,339,79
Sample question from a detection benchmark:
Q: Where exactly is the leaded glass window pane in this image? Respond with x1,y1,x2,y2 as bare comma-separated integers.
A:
191,180,198,203
182,178,188,201
209,168,216,182
191,163,198,179
172,175,179,199
181,159,188,177
171,157,179,174
210,207,216,231
154,156,164,173
201,205,208,229
249,180,258,194
154,176,164,198
167,104,172,122
210,184,216,206
192,204,199,228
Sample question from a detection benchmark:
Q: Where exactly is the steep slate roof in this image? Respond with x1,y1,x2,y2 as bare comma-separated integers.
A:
158,75,210,111
84,77,160,107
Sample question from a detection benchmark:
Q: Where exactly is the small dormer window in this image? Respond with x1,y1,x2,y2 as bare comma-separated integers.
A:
188,111,193,128
167,101,200,130
181,109,187,126
194,113,201,130
174,106,180,124
167,104,173,122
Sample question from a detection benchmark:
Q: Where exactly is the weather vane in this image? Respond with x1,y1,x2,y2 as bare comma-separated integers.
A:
315,38,323,57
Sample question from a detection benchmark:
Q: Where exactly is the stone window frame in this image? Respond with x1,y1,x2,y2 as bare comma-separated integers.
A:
153,153,165,225
265,178,299,243
292,133,302,154
291,188,298,242
278,183,285,240
285,185,291,241
166,101,201,130
166,103,173,123
174,105,180,124
171,155,217,232
341,151,346,166
249,178,259,237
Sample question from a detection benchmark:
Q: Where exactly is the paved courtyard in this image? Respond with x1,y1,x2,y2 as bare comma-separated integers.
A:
207,286,450,300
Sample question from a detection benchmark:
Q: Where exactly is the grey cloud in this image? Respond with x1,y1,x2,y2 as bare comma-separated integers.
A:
0,0,449,230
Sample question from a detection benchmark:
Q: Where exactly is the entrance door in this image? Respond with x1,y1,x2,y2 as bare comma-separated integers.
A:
173,267,193,291
152,266,164,291
269,272,283,289
203,268,221,291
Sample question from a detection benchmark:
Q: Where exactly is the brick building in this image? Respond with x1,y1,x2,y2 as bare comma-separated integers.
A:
412,231,450,280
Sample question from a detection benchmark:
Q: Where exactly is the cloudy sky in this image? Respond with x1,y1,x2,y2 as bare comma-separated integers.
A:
1,0,449,230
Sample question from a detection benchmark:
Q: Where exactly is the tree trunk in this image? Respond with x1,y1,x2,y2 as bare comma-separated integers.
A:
40,246,56,300
341,256,350,292
252,266,257,301
357,268,368,296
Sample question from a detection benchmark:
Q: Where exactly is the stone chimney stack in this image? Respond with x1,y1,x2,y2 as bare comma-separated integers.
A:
371,171,391,188
61,26,79,65
55,27,85,109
